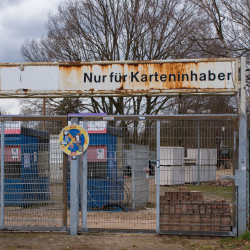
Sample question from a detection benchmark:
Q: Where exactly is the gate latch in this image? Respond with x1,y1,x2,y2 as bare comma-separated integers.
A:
220,170,239,186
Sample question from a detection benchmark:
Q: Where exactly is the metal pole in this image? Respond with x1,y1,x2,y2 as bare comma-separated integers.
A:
82,121,88,231
198,120,200,185
249,129,250,230
146,147,149,203
156,120,160,234
70,117,79,236
238,57,247,236
62,118,68,231
0,122,4,228
43,98,46,130
248,130,250,232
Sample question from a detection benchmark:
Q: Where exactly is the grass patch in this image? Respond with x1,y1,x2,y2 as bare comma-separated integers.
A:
220,237,240,248
168,237,181,242
198,246,214,250
220,237,236,245
240,231,250,242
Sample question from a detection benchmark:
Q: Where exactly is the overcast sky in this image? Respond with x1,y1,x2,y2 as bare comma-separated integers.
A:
0,0,60,114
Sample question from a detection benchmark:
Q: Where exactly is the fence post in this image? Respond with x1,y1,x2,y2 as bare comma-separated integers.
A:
238,57,247,236
146,147,149,203
62,118,68,231
70,116,80,236
81,120,88,231
0,121,4,229
156,120,160,234
249,129,250,231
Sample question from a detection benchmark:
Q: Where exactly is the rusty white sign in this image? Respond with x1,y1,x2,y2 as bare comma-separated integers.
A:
0,59,239,97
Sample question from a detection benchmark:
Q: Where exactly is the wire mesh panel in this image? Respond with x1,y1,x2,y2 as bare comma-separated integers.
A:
1,115,238,234
1,119,66,230
159,119,237,234
75,119,157,231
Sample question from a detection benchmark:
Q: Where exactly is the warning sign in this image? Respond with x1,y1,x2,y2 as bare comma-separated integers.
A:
59,124,89,155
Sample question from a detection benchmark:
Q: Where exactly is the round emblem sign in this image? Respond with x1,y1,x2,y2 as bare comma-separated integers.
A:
59,124,89,155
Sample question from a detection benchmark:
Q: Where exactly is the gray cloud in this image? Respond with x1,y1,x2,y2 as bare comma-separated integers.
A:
0,0,59,63
0,0,60,114
0,0,22,8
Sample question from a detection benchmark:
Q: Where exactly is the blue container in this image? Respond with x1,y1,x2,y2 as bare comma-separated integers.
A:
67,126,124,210
2,127,50,206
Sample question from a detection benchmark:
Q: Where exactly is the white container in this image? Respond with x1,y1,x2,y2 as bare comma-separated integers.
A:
184,165,216,183
184,165,198,183
186,148,217,165
209,165,217,181
160,146,184,166
200,166,209,182
158,166,185,185
209,149,217,165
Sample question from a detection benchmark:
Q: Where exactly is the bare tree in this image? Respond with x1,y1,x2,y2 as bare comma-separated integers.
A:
21,0,194,62
20,0,195,122
189,0,233,58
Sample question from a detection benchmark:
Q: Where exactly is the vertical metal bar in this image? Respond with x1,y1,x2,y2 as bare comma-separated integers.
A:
43,98,46,130
82,121,88,231
156,120,160,234
146,146,149,203
131,144,135,210
197,120,200,185
240,58,246,114
62,118,68,231
0,121,4,228
249,129,250,229
232,120,238,236
238,57,247,236
63,152,68,229
70,116,79,236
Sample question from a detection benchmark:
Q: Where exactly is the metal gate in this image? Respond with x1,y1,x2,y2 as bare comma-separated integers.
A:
0,114,241,236
157,115,238,236
76,114,238,236
0,116,68,231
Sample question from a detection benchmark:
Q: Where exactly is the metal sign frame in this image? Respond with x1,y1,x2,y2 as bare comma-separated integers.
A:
0,58,239,98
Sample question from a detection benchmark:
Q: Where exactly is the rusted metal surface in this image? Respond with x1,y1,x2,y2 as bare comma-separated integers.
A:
0,59,239,97
69,114,238,122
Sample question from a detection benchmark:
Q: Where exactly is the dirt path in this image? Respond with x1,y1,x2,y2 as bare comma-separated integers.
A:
0,232,233,250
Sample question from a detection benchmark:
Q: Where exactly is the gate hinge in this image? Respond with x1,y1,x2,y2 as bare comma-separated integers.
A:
220,169,239,186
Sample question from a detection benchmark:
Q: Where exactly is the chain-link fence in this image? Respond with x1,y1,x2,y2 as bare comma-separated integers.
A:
159,119,237,234
0,116,67,231
0,115,239,236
